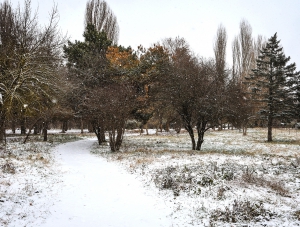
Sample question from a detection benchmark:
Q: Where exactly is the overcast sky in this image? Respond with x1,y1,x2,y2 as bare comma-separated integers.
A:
10,0,300,68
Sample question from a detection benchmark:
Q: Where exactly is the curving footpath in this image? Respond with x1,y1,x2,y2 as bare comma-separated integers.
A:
41,138,172,227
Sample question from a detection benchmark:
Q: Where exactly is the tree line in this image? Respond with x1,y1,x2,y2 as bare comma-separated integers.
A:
1,0,299,151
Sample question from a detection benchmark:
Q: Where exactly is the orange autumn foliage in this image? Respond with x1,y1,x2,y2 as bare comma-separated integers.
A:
106,46,139,70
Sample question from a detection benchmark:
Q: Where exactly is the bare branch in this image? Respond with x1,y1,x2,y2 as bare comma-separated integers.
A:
85,0,119,44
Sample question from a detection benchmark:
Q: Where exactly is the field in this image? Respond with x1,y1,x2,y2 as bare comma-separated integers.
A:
1,128,300,226
93,128,300,226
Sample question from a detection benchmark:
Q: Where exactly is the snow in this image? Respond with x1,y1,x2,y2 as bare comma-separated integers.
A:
5,129,89,135
1,128,300,226
94,128,300,226
0,141,61,226
41,138,172,227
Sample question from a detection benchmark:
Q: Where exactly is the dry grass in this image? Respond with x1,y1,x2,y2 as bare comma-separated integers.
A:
1,161,16,174
241,169,289,196
294,210,300,221
210,199,276,223
93,128,300,226
135,157,155,165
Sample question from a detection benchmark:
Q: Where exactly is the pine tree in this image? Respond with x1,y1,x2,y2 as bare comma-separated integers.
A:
291,62,300,122
246,33,299,141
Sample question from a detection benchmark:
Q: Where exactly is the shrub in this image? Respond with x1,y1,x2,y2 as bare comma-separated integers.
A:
1,161,16,174
210,199,276,223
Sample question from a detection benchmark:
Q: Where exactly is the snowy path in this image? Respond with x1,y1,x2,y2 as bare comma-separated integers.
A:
41,138,173,227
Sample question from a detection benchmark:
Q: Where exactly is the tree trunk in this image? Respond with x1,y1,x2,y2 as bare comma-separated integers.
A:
159,117,163,133
175,126,181,134
145,123,149,135
115,127,124,151
96,128,102,145
242,125,247,136
23,118,42,144
108,126,117,152
0,121,5,154
93,126,103,145
218,120,222,131
61,121,68,133
242,120,248,136
174,120,181,134
109,126,125,152
34,123,41,134
88,123,93,133
64,121,68,132
267,114,273,142
185,124,195,150
140,124,144,134
181,111,195,150
92,122,106,145
81,117,84,134
0,112,5,144
20,117,26,134
100,129,106,142
196,119,208,151
242,126,247,136
34,124,38,134
11,119,16,134
24,125,34,144
165,120,170,132
109,131,115,151
61,122,65,133
43,121,48,142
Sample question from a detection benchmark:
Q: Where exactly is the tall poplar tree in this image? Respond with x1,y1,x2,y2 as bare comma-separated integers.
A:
246,33,299,141
85,0,119,44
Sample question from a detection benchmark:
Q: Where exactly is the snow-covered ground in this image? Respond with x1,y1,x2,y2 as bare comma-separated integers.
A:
0,140,62,226
95,128,300,226
5,129,89,135
41,138,173,227
0,134,173,227
1,128,300,226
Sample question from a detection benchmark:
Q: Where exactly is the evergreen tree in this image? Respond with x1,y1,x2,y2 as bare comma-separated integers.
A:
64,24,137,151
291,62,300,122
63,24,112,144
246,33,299,141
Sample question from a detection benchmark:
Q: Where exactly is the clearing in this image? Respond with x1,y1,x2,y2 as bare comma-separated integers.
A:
1,128,300,226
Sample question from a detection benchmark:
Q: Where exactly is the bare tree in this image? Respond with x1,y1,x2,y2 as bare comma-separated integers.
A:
226,78,253,135
151,37,221,150
87,83,134,151
213,24,228,130
85,0,119,44
251,35,264,69
230,20,266,135
214,24,227,85
0,0,14,142
0,0,66,143
232,19,253,84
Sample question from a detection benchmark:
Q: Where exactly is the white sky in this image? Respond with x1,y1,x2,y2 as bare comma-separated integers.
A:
10,0,300,68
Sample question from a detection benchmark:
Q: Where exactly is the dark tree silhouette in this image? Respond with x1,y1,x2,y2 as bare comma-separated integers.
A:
246,33,299,141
